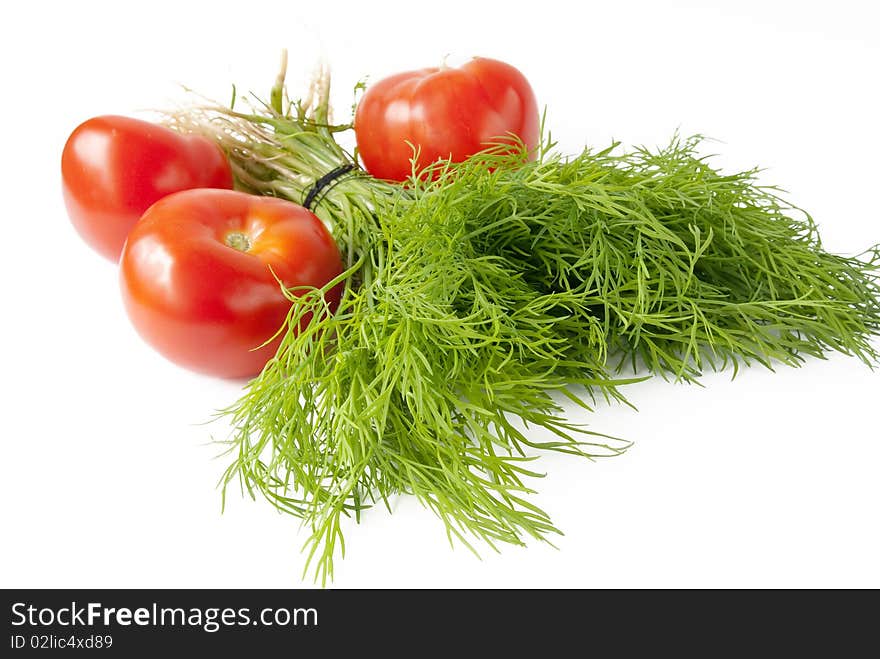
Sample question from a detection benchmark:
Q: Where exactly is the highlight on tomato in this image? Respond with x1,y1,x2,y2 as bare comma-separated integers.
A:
119,189,344,379
62,116,234,261
354,57,540,181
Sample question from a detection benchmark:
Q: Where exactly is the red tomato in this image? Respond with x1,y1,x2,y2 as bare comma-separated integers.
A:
119,189,343,379
354,57,540,181
62,116,234,261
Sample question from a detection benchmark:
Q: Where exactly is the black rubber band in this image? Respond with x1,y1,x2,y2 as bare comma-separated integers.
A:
303,164,355,210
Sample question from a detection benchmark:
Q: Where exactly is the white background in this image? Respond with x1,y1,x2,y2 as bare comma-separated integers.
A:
1,0,878,588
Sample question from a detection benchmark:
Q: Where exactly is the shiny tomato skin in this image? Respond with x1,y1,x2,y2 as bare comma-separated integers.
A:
119,189,343,379
62,115,234,261
354,57,540,181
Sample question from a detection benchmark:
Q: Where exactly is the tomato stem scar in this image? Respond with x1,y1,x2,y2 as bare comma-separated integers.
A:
225,231,252,252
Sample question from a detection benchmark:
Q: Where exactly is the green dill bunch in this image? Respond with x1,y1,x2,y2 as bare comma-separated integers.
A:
437,138,880,381
172,75,879,583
